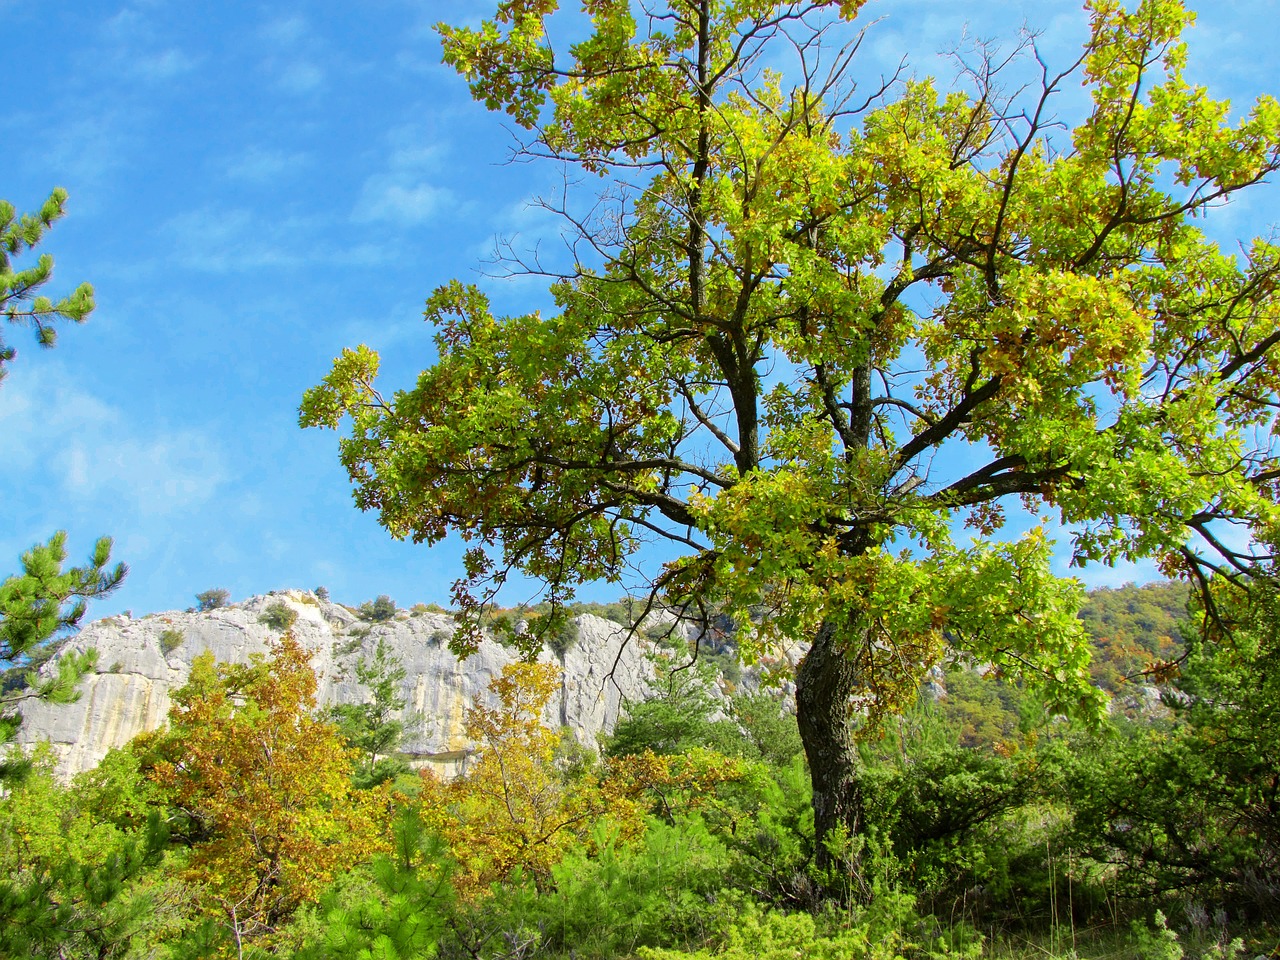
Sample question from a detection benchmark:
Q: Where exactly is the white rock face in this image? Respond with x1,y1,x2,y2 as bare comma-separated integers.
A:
16,591,658,780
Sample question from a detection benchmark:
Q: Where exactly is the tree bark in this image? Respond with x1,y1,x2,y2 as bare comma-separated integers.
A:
792,354,875,893
794,615,865,888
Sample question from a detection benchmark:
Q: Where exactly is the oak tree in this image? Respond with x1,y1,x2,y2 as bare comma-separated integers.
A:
303,0,1280,876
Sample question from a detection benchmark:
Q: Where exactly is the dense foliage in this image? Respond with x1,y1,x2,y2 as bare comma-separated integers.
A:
5,0,1280,955
303,0,1280,873
2,596,1278,958
195,590,231,613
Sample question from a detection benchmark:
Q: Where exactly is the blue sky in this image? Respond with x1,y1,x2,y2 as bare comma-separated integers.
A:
2,0,1277,619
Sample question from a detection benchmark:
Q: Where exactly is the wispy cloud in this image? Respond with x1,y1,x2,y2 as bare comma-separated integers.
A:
354,180,453,225
276,60,325,95
352,128,454,226
129,47,199,81
223,146,310,182
260,15,309,46
160,204,400,273
256,15,327,96
160,206,310,272
64,430,227,511
35,109,132,192
0,365,230,516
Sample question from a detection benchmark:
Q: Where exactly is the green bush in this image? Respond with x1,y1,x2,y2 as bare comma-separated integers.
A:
548,619,578,656
607,663,749,760
635,901,911,960
334,636,363,657
1059,580,1280,916
454,818,734,959
158,629,184,655
357,595,396,622
730,691,803,768
259,601,298,632
194,589,230,612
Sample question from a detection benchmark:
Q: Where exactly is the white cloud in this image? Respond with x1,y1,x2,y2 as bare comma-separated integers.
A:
0,366,115,467
260,15,309,46
63,430,227,511
38,110,131,191
160,206,308,272
0,365,230,517
130,47,198,80
354,179,453,225
223,146,310,182
351,128,454,226
255,15,327,95
276,60,325,95
102,7,147,42
159,204,405,274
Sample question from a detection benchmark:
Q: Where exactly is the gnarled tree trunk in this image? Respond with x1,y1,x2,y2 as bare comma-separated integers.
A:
794,616,866,888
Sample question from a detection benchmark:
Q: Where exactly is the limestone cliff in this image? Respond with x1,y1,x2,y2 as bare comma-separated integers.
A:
15,591,658,779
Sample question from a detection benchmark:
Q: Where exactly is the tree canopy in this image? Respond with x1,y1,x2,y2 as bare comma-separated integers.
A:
303,0,1280,869
136,637,392,951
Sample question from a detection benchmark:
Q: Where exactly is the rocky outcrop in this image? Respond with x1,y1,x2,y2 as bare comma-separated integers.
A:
15,591,660,780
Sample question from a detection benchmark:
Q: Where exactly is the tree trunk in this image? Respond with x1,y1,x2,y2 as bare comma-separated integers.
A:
794,616,865,889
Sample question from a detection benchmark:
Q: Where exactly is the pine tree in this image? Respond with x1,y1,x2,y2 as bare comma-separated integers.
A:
0,189,95,384
326,636,415,788
0,189,123,780
0,534,126,774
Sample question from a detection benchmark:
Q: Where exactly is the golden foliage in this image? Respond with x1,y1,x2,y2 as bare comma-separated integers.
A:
419,661,754,901
139,635,391,950
418,661,640,899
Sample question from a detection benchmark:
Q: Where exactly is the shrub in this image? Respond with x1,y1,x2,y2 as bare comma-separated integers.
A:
606,664,749,760
634,899,925,960
459,819,733,958
334,636,364,658
357,595,396,622
259,601,298,632
159,629,184,655
547,619,578,657
195,589,230,612
314,586,330,602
